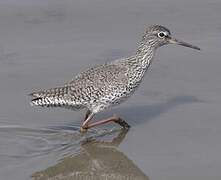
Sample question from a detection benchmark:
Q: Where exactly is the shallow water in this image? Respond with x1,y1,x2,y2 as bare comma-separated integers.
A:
0,0,221,179
0,126,148,180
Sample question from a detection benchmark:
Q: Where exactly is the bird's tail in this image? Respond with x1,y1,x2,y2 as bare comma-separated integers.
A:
30,86,71,107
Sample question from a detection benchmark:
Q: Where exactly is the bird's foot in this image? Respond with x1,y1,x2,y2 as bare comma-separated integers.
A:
113,114,130,129
80,126,88,133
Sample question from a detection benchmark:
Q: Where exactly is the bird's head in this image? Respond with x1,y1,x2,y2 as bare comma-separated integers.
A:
142,25,200,50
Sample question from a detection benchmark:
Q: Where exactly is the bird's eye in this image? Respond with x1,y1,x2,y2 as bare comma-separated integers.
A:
158,32,166,38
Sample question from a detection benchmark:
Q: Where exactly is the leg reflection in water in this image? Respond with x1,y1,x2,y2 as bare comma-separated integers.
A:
32,129,149,180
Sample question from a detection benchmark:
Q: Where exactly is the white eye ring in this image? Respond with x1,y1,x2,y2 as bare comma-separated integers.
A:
158,32,166,38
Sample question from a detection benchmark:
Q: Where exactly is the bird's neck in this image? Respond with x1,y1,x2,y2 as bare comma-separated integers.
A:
135,42,155,68
120,42,155,88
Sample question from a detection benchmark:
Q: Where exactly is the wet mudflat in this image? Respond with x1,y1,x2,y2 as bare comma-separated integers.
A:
0,0,221,180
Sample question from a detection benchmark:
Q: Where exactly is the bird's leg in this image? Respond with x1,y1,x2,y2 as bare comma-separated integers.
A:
80,112,94,133
81,114,130,131
84,110,91,121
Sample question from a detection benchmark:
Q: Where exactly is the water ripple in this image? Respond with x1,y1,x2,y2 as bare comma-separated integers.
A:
0,125,116,160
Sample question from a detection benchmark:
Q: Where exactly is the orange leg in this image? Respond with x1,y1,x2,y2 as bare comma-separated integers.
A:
80,114,130,133
84,110,91,121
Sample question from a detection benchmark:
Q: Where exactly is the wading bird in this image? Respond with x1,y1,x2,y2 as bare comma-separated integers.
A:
30,25,200,132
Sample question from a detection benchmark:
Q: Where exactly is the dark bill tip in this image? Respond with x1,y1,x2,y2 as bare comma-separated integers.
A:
169,37,200,51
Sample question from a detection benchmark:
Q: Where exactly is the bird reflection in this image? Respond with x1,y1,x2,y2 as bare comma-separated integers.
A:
32,129,149,180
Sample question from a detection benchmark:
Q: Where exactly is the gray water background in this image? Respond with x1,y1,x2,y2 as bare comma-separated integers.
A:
0,0,221,179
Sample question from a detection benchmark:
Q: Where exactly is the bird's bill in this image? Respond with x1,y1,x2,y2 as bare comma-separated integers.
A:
168,37,200,50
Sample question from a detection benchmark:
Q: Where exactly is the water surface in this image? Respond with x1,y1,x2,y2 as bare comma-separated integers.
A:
0,0,221,179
